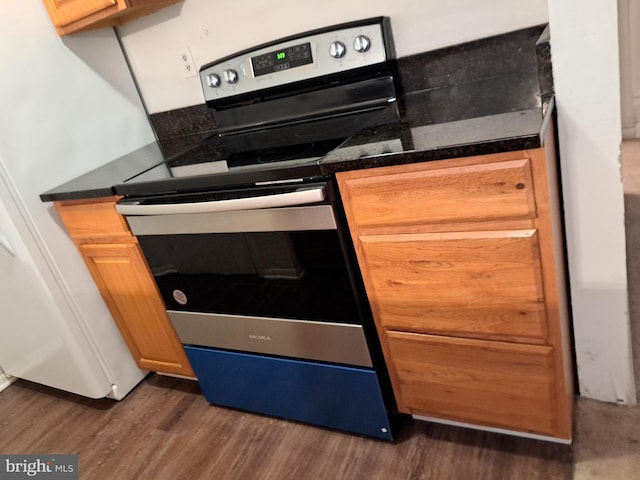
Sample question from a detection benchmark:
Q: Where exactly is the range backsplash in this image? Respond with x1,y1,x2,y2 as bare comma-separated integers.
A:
149,24,552,159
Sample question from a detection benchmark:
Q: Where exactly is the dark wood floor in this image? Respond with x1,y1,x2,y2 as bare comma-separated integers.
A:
0,375,572,480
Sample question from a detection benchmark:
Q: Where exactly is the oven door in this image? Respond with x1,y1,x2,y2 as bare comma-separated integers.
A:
117,182,373,367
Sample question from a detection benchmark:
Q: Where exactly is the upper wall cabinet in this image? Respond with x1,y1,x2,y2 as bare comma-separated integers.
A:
42,0,181,36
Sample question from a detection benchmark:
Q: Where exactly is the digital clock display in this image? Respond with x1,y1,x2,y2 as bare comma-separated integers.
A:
251,42,313,77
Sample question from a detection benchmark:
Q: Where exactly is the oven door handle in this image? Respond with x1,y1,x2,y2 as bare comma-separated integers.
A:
116,187,325,216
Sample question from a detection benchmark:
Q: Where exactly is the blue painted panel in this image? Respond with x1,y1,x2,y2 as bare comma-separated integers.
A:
184,346,393,440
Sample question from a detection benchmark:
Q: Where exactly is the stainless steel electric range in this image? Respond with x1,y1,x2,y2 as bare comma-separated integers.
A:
115,17,400,440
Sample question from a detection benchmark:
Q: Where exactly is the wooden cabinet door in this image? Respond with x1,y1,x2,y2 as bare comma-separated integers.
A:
359,229,548,343
80,243,194,377
43,0,118,28
385,330,560,437
42,0,182,35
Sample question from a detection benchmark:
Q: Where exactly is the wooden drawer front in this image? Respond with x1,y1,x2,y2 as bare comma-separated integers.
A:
360,230,547,342
386,331,557,435
55,198,131,240
338,159,536,228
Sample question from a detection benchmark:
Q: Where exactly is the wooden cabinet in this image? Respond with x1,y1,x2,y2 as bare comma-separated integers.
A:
54,196,194,377
42,0,181,36
336,131,573,440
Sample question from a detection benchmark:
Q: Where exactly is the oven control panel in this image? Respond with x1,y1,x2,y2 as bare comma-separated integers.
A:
199,19,390,105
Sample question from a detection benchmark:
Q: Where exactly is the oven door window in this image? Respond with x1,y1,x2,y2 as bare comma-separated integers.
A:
137,230,360,324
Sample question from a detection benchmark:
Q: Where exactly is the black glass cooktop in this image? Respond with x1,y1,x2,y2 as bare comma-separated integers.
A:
226,138,345,168
115,84,550,198
115,103,401,196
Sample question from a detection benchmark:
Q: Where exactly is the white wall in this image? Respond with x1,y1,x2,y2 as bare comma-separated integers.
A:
549,1,636,404
118,0,548,113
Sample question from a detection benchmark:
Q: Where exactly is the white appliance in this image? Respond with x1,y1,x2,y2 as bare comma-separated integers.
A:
0,1,155,399
0,163,145,399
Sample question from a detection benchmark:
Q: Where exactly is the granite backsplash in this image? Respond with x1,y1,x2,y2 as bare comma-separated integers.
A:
149,24,552,159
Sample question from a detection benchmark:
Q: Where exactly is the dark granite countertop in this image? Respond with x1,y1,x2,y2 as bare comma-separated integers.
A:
41,24,554,203
40,142,165,202
319,83,554,174
40,87,554,202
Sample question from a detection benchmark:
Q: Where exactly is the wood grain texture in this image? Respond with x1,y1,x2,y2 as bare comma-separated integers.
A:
336,142,573,440
43,0,116,27
386,331,557,436
360,229,548,342
0,376,573,480
80,243,194,376
339,158,536,228
54,197,131,242
526,124,574,438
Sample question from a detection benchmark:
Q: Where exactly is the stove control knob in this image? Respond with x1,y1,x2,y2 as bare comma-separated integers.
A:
353,35,371,53
205,73,221,88
329,41,346,59
223,69,239,84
